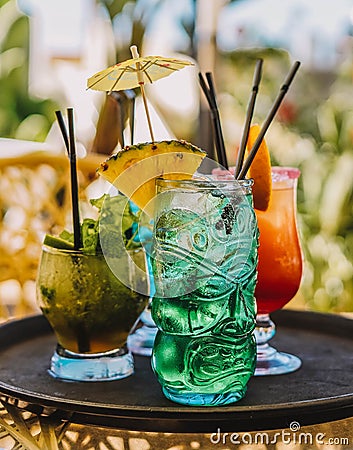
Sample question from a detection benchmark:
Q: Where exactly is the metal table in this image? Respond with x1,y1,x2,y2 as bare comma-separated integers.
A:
0,310,352,449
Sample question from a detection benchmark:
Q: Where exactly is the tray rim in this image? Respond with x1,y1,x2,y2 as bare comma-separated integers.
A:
0,310,352,432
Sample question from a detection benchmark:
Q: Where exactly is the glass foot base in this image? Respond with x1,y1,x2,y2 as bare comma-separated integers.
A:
162,386,246,406
49,347,134,381
255,346,302,376
127,325,157,356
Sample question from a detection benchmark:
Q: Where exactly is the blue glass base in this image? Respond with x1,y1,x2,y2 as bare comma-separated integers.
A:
127,325,157,356
255,345,302,376
49,346,134,382
127,308,157,356
162,386,247,406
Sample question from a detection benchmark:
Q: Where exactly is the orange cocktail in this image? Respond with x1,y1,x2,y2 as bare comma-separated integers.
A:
254,166,303,375
255,166,303,314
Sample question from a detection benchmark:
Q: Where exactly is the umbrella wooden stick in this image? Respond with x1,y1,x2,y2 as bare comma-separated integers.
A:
125,89,136,145
117,92,126,148
118,94,125,148
130,96,135,145
130,45,155,142
110,92,125,148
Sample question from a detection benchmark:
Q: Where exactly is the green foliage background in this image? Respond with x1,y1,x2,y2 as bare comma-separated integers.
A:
0,0,58,141
1,0,352,312
219,48,353,312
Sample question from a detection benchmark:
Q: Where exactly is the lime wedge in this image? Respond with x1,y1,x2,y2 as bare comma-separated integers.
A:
43,234,76,250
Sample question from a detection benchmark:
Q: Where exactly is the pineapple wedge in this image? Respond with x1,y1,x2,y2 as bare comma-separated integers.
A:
97,140,206,215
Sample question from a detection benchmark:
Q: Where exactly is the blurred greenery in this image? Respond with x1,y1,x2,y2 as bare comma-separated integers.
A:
0,0,58,141
1,0,353,312
219,48,353,312
98,0,166,62
298,59,353,312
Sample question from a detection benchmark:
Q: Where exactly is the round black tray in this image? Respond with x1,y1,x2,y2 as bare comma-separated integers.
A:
0,310,352,433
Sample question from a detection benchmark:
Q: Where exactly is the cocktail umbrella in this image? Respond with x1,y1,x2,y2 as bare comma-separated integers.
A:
87,45,193,142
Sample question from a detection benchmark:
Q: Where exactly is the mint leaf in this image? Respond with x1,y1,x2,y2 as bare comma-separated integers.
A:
59,229,74,244
97,194,139,255
81,218,99,255
99,195,136,233
90,195,106,212
48,193,146,254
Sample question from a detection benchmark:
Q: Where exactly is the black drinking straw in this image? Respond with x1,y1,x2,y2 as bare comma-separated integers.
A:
234,59,263,178
237,61,301,180
55,110,89,352
67,108,81,250
56,108,81,250
199,72,228,169
55,109,82,249
55,110,70,155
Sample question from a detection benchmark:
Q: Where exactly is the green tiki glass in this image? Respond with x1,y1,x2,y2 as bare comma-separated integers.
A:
37,246,149,381
150,177,258,406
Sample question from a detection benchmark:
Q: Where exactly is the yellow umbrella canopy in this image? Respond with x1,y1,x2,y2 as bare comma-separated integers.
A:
87,53,193,92
87,46,194,142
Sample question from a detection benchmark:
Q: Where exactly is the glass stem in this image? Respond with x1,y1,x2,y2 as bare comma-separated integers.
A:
255,313,277,359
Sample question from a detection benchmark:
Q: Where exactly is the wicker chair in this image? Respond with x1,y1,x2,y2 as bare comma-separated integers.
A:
0,149,103,322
